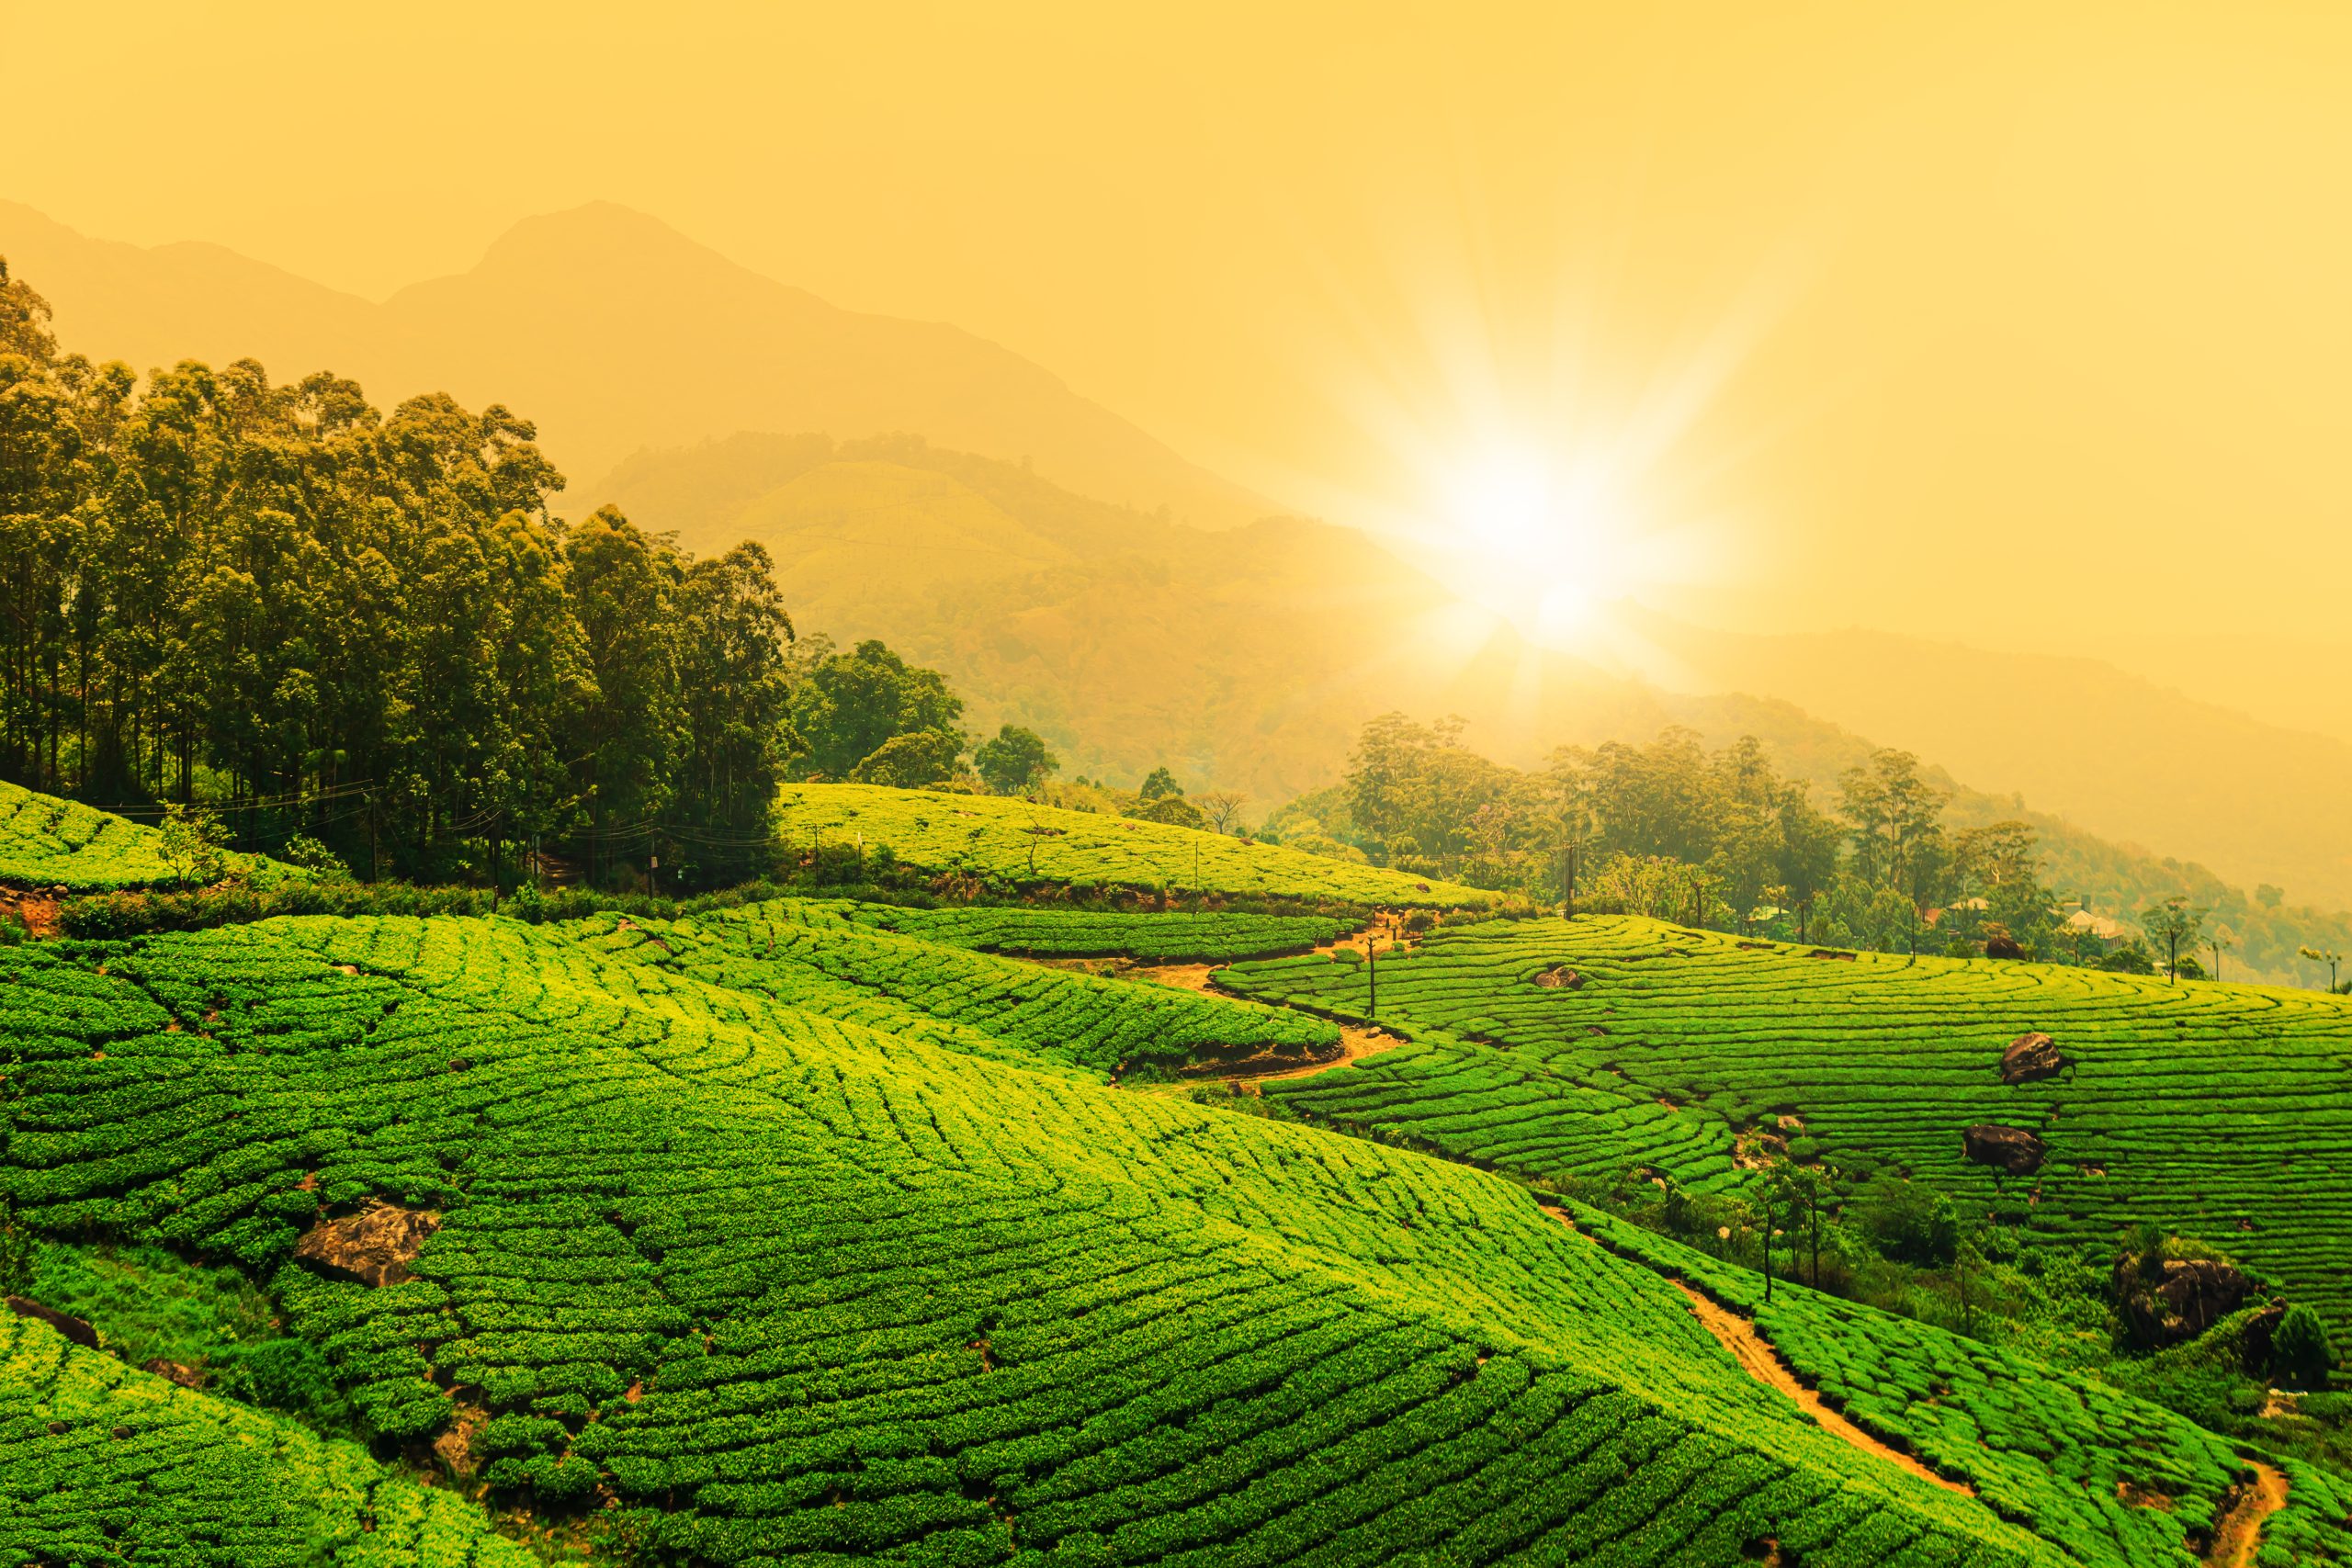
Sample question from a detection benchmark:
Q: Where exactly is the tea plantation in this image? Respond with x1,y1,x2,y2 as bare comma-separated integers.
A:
6,907,2232,1568
0,1310,532,1566
0,781,296,894
1223,915,2352,1343
773,782,1500,907
0,791,2344,1566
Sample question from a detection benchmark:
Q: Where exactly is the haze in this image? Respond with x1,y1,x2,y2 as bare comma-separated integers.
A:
13,1,2350,710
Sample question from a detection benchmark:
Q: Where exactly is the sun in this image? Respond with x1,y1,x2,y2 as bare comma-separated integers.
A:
1435,446,1615,639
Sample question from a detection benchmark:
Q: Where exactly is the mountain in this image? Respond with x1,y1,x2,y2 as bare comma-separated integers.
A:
0,199,1273,529
1620,612,2352,911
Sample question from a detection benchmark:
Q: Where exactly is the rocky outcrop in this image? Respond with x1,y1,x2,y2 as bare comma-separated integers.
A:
6,1295,97,1348
292,1201,441,1287
1533,966,1583,989
142,1358,205,1389
2113,1254,2256,1347
1998,1032,2069,1085
1963,1123,2046,1175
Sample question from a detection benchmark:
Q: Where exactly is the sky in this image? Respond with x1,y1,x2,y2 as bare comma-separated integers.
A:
9,0,2351,710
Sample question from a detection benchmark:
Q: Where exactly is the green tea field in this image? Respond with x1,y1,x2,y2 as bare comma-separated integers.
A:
0,795,2343,1566
1222,916,2352,1340
772,783,1501,907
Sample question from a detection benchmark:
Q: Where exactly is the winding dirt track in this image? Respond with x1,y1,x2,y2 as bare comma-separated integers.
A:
1668,1281,1976,1497
2209,1462,2287,1568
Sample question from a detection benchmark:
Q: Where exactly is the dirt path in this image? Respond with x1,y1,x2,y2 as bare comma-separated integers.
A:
2208,1461,2287,1568
1037,914,1409,1086
1670,1282,1974,1497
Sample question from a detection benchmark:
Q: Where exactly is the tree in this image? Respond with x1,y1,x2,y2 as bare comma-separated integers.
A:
848,728,961,788
1130,794,1208,829
2258,883,2286,910
2301,945,2343,993
786,639,962,781
2209,928,2235,985
2140,896,2206,982
1838,750,1947,902
973,724,1058,794
1195,789,1250,834
670,542,795,883
2271,1306,2335,1390
158,802,230,886
1137,765,1184,801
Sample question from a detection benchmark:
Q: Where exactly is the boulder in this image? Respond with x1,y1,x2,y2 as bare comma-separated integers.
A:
292,1201,441,1288
1963,1123,2046,1175
142,1358,205,1389
6,1296,97,1349
1533,965,1583,990
1998,1032,2069,1085
2112,1255,2256,1347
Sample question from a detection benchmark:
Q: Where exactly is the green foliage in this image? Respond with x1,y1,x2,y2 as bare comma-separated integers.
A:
1137,764,1183,799
0,290,797,891
273,833,351,881
0,1203,34,1297
973,722,1059,794
774,781,1503,905
1227,913,2352,1350
0,780,293,892
786,636,963,780
834,901,1350,964
0,1311,534,1565
0,912,2072,1565
1854,1176,1961,1267
1129,792,1208,829
845,726,962,787
2276,1306,2337,1391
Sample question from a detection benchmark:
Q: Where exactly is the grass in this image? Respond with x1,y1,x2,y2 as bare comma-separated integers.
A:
773,781,1505,908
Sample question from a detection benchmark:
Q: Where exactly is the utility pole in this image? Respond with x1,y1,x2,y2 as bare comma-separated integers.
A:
1367,928,1378,1021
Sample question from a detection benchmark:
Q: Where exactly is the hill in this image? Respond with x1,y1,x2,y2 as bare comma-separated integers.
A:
0,200,1272,529
2,909,2063,1566
1628,612,2352,912
769,782,1504,907
1224,914,2352,1346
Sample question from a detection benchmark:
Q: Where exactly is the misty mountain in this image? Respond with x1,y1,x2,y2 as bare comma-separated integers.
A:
0,199,1274,530
1620,612,2352,911
593,434,2339,977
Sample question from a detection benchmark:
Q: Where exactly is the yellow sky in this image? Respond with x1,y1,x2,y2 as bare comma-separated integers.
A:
10,0,2351,706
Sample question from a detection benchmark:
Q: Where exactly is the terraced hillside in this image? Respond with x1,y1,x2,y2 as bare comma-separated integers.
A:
0,1311,531,1566
1221,916,2352,1340
774,782,1501,907
0,780,294,894
3,906,2229,1567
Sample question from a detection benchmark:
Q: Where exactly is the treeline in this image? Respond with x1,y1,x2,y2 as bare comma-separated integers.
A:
0,257,813,887
1271,715,2112,964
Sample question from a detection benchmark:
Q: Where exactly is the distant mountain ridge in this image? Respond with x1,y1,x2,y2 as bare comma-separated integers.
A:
592,434,2352,982
0,199,1276,529
1618,611,2352,911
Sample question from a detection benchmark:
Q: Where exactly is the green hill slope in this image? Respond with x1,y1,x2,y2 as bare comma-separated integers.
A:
1221,915,2352,1342
0,780,296,894
0,908,2121,1566
773,782,1504,907
0,1312,532,1567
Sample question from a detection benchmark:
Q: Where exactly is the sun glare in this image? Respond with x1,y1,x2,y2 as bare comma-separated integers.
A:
1435,446,1619,638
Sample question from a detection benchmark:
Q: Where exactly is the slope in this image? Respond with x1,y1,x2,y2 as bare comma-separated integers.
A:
1220,914,2352,1345
0,199,1272,530
0,912,2063,1567
770,782,1504,907
594,435,2352,986
0,1311,532,1566
1629,611,2352,912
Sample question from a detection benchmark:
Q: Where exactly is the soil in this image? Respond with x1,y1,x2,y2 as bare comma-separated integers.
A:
1669,1281,1973,1497
0,888,60,937
2208,1462,2288,1568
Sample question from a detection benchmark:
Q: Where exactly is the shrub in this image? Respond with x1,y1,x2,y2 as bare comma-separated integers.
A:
2271,1305,2335,1390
